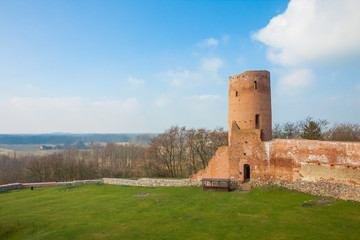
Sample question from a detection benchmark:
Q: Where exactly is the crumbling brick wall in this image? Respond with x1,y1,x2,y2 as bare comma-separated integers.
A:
193,69,360,192
265,139,360,184
192,146,230,179
193,137,360,186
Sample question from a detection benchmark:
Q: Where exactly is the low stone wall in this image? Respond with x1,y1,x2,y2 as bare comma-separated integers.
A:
56,180,104,186
0,180,104,191
251,180,360,202
2,179,358,201
0,183,22,192
103,178,202,187
22,182,57,188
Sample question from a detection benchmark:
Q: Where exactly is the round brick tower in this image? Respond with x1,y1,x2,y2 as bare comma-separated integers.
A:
228,70,272,144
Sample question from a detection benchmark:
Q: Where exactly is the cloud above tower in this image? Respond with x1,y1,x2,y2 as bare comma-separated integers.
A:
276,68,315,96
161,57,224,87
253,0,360,66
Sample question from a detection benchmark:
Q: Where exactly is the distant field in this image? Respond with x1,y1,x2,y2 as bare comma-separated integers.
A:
0,133,154,145
0,144,58,156
0,185,359,240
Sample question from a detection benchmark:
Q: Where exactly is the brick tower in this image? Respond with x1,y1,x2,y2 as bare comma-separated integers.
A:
228,70,272,144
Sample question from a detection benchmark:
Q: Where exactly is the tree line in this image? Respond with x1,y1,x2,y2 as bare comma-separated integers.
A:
273,116,360,141
1,119,359,185
0,126,227,184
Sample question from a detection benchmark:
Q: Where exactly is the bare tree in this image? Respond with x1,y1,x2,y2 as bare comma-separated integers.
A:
146,126,187,178
146,126,227,177
283,122,300,139
325,123,360,142
272,123,284,139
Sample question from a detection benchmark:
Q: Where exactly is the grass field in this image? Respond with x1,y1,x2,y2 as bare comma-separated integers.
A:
0,184,359,240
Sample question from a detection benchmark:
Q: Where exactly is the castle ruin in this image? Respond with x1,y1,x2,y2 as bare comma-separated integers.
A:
193,70,360,191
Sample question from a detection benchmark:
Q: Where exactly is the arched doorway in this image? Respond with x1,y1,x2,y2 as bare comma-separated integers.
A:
244,164,250,182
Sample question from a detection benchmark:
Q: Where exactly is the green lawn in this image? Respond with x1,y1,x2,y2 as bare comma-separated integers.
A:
0,184,359,240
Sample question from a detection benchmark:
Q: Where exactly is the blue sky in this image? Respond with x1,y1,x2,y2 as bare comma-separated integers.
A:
0,0,359,133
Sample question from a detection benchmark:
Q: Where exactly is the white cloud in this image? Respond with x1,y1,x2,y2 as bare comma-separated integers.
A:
198,38,219,48
154,96,171,107
145,95,227,131
162,57,224,87
9,96,82,109
277,68,315,96
221,34,230,44
0,93,229,133
253,0,360,66
237,57,245,65
128,76,145,87
192,95,221,100
201,58,223,72
0,96,142,133
25,84,36,91
93,97,138,112
327,95,341,104
165,69,201,87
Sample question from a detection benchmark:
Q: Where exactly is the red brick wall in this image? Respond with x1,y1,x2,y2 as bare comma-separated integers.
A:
193,136,360,185
194,69,359,186
265,139,360,184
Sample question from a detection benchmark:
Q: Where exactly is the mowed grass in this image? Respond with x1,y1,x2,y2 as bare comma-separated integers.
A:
0,184,359,240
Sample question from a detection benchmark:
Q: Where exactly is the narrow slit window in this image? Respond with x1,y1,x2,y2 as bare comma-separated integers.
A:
235,91,238,97
254,81,258,90
255,114,260,129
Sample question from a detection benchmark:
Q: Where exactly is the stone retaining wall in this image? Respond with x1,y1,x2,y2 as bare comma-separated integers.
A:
22,182,57,188
251,180,360,201
0,183,22,192
56,180,104,186
1,178,359,201
103,178,202,187
0,180,104,191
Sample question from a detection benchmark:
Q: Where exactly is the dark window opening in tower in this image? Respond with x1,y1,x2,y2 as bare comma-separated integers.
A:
254,81,258,90
255,114,260,129
244,164,250,182
235,91,238,97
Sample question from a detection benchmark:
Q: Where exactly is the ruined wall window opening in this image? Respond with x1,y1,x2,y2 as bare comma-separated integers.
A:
235,91,238,97
255,114,260,129
254,81,258,90
244,164,250,182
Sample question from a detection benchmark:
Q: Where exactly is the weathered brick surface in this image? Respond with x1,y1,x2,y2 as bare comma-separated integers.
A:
193,134,360,184
192,70,360,201
265,139,360,184
228,71,272,143
193,146,229,179
103,178,201,187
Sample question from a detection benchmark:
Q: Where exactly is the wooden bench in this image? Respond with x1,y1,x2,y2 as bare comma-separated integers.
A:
201,178,230,192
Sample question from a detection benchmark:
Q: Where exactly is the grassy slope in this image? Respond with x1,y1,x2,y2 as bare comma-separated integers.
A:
0,185,359,240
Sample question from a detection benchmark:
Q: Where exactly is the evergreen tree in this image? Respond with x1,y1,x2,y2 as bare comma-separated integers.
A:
300,117,328,140
301,120,321,139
